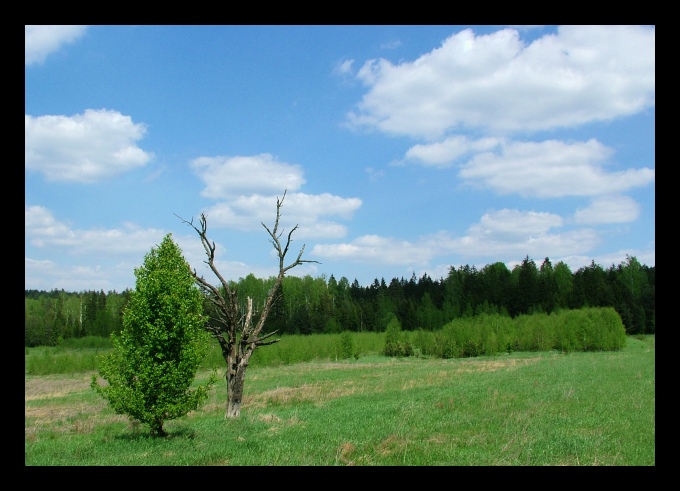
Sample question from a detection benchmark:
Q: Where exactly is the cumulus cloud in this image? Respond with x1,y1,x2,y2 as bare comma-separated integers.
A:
380,39,402,50
200,192,362,239
469,209,563,239
458,139,655,198
25,109,154,183
348,25,654,139
24,203,301,291
24,204,228,291
25,205,164,255
312,208,601,268
190,154,306,199
333,59,355,76
25,204,169,292
405,135,504,167
25,25,87,65
189,153,362,239
312,234,440,266
573,195,641,224
25,257,112,293
452,210,600,258
366,167,386,181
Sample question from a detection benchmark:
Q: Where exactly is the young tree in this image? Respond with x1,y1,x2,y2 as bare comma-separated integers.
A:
383,314,413,357
91,234,217,437
178,191,319,418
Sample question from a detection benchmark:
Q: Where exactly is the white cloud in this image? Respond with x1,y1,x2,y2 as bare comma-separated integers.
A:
25,204,166,293
190,154,306,199
24,205,235,292
469,209,563,239
366,167,386,181
333,59,355,76
458,139,655,198
25,257,117,293
348,25,654,139
445,209,600,259
25,25,87,65
580,247,655,271
200,192,362,239
573,195,641,224
312,234,438,266
312,208,601,268
380,39,402,50
25,205,164,255
25,109,154,183
405,135,504,167
189,154,362,239
24,203,304,292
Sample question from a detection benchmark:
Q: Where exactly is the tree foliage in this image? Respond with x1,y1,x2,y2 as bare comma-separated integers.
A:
91,234,217,437
27,255,655,346
383,314,413,357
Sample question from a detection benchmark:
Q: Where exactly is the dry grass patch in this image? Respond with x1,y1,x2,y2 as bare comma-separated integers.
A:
258,413,283,423
426,433,448,445
25,373,95,401
208,459,231,466
246,380,363,409
455,357,541,373
257,411,304,434
246,384,323,409
26,372,129,438
336,441,356,465
375,434,408,456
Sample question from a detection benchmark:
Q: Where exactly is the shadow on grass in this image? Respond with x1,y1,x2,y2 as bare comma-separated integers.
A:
113,424,197,441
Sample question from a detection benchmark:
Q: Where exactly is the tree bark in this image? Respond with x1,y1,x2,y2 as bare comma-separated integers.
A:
226,363,246,418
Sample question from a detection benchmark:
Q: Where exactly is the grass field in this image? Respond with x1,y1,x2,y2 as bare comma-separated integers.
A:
25,335,654,466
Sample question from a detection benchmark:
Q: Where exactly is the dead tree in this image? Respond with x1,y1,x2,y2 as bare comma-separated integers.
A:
177,191,319,418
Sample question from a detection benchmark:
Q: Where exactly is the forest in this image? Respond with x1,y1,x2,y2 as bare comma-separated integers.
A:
24,254,654,348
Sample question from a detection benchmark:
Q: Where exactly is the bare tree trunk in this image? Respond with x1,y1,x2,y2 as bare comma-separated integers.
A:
226,365,246,418
224,297,255,419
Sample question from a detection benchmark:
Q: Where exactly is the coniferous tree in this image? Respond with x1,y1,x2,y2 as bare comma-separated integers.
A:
538,258,557,314
553,261,574,309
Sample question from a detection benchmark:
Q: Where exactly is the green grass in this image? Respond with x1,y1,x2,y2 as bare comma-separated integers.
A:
25,335,654,465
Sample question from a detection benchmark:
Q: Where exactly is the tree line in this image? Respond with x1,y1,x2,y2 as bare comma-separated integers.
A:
24,254,654,347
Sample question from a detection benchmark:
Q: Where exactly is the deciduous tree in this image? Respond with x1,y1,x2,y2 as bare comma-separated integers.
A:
91,234,216,437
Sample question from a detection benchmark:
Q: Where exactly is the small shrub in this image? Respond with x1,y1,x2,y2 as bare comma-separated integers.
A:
383,316,413,357
338,331,355,359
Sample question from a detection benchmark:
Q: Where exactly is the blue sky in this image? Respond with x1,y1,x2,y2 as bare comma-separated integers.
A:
25,25,655,293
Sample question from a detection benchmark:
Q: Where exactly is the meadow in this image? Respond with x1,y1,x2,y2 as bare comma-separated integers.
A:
25,333,654,466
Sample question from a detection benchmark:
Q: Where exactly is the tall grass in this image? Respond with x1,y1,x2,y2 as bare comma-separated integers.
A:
200,331,385,368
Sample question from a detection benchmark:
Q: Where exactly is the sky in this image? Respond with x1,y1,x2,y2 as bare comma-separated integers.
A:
25,25,655,293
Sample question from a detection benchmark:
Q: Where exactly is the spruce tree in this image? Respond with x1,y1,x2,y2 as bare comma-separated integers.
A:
91,234,216,437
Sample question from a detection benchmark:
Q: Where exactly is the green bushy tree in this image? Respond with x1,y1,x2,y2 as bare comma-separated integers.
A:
91,234,217,437
338,330,357,359
383,315,413,357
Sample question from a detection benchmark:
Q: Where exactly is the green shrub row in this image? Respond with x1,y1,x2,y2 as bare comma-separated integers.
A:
408,307,626,359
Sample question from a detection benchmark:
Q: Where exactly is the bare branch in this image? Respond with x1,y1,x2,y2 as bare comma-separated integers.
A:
175,190,320,418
